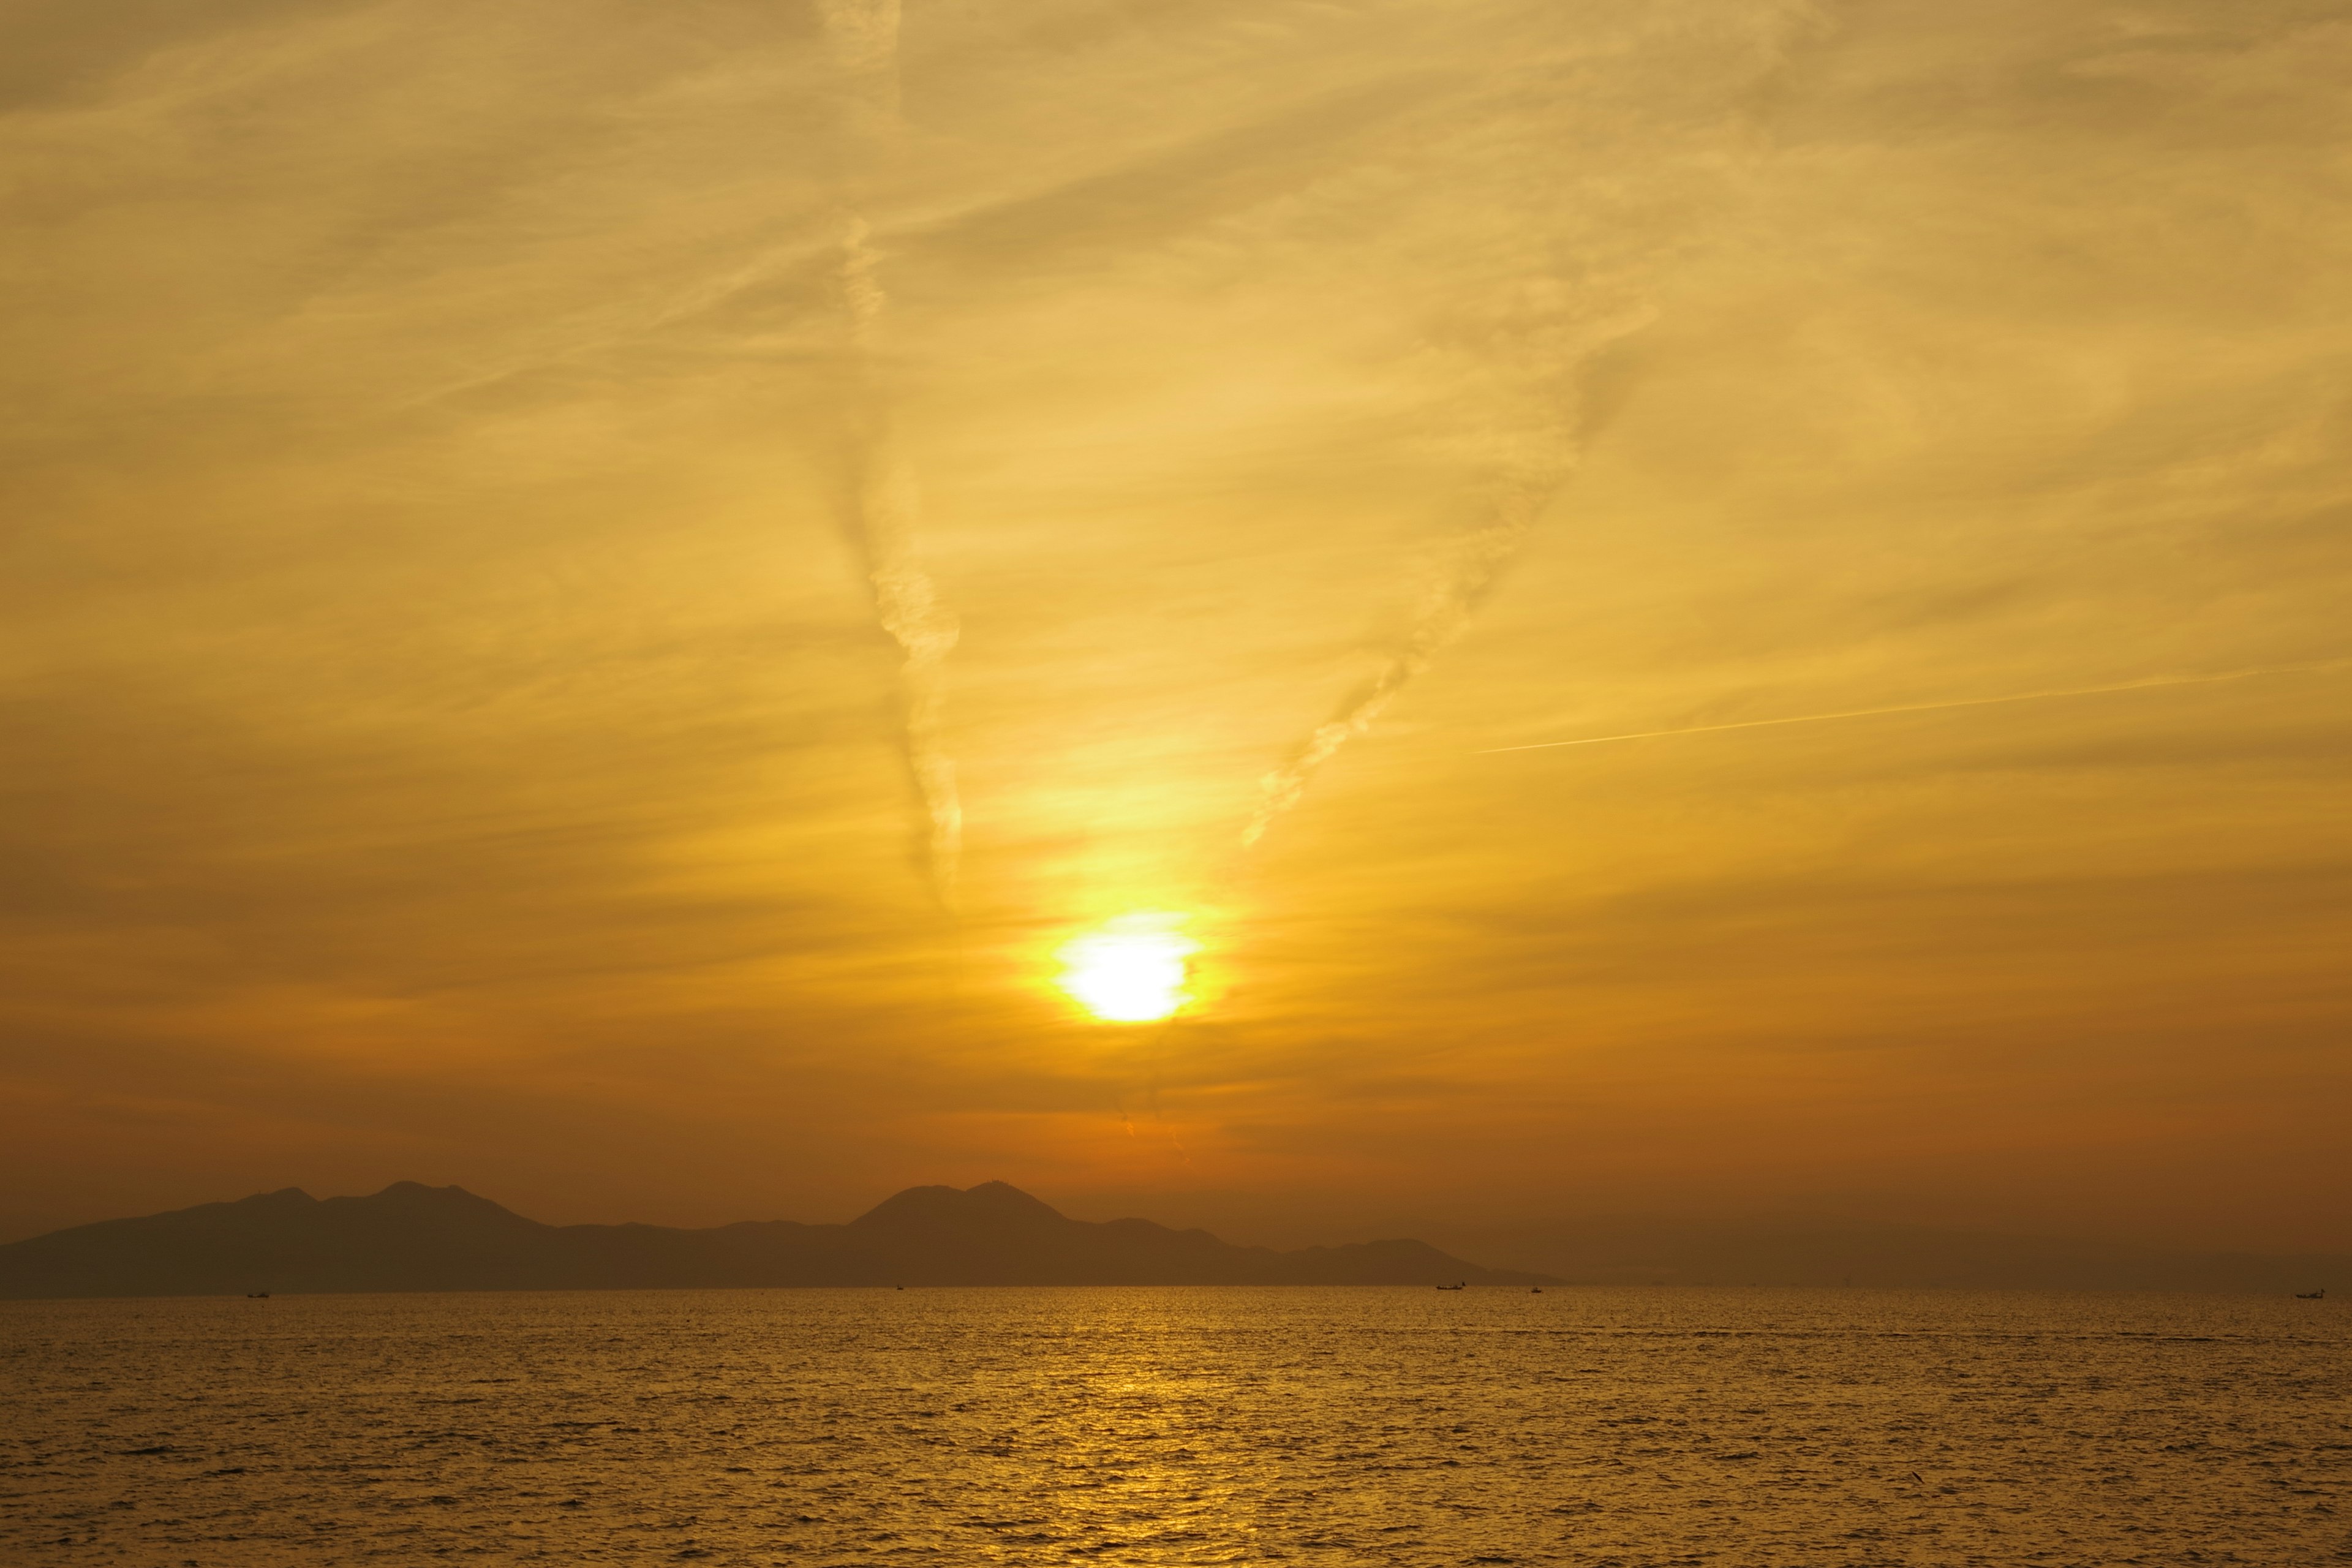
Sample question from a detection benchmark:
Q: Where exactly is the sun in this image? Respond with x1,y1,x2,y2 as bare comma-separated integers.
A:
1055,913,1199,1023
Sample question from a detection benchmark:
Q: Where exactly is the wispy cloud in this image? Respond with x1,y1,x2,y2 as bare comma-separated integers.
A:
1480,662,2352,755
816,0,962,902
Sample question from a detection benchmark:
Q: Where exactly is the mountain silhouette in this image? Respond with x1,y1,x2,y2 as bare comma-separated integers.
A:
0,1181,1552,1298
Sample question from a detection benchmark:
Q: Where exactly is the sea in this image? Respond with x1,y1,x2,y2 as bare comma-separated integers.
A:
2,1287,2345,1566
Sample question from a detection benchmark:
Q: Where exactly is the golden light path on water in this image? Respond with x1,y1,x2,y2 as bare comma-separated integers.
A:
1054,914,1200,1024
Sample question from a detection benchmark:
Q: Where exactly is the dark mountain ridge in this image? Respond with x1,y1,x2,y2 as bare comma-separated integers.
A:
0,1181,1551,1298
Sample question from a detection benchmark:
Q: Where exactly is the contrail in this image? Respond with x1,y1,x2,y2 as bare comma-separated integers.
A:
1242,440,1570,847
1477,660,2347,755
815,0,962,900
1236,1,1825,851
1241,279,1664,851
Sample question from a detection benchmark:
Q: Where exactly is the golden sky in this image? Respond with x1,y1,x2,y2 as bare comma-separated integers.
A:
4,0,2348,1252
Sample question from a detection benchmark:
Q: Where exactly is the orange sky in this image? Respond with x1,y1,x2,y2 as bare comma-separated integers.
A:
4,0,2348,1253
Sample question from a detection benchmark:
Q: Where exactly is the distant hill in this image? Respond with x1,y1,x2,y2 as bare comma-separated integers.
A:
0,1181,1551,1298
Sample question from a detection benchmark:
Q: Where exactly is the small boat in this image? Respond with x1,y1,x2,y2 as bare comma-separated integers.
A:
1435,1281,1466,1291
245,1292,269,1299
1529,1287,1543,1294
2296,1287,2326,1300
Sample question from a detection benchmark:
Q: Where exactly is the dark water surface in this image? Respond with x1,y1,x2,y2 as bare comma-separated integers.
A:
2,1287,2346,1564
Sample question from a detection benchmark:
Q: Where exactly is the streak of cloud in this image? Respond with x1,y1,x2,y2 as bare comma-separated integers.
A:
1237,232,1672,853
1477,662,2351,755
1242,423,1577,848
818,0,962,901
1241,5,1817,848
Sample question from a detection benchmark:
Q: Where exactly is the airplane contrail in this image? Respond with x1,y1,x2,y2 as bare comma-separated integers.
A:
815,0,962,901
1240,288,1670,851
1477,660,2346,755
1243,443,1568,848
1237,4,1823,850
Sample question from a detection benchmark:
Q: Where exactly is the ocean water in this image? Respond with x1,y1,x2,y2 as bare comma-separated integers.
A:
2,1287,2345,1566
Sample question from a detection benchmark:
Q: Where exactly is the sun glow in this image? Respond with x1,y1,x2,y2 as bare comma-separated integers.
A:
1055,914,1199,1023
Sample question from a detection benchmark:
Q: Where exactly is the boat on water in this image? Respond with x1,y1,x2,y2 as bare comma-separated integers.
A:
2296,1287,2326,1300
1435,1281,1466,1291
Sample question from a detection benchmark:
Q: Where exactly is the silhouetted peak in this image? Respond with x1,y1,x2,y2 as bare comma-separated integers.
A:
963,1182,1064,1218
852,1181,1067,1232
351,1183,533,1222
851,1184,954,1226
